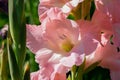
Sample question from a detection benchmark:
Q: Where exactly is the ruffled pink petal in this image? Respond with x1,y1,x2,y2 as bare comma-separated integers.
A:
62,0,84,13
34,52,67,80
35,48,53,66
39,0,84,22
38,0,83,15
40,7,67,22
60,52,84,67
26,24,46,53
38,0,65,15
38,65,54,80
31,71,40,80
51,64,67,80
38,0,69,21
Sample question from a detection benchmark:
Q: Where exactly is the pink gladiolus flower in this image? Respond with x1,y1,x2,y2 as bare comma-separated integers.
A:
87,40,120,80
80,2,120,78
27,8,81,80
27,7,99,80
85,1,120,79
95,0,120,47
38,0,84,22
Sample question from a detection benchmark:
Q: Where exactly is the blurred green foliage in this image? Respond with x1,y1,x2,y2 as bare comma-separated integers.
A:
25,0,40,24
0,12,8,28
25,0,39,72
83,66,111,80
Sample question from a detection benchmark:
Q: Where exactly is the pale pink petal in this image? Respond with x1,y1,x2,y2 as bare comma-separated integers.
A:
40,7,66,23
51,64,67,80
92,10,113,33
76,20,100,55
94,42,120,80
77,20,101,41
110,70,120,80
35,53,67,80
62,0,84,13
31,71,40,80
39,0,84,21
38,65,54,80
112,23,120,46
26,24,46,53
48,53,62,64
38,0,69,19
95,0,120,23
53,73,66,80
60,52,84,67
38,0,83,15
35,48,53,66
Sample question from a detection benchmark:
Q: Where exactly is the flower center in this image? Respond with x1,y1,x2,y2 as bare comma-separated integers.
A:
61,40,74,52
58,34,74,52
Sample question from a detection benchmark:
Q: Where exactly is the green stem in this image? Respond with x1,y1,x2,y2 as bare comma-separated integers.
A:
71,71,74,80
71,65,77,80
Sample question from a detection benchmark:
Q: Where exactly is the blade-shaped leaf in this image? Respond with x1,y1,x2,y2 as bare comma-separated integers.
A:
7,38,22,80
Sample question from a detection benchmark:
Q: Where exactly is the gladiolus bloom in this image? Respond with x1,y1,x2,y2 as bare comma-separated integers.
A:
27,7,99,80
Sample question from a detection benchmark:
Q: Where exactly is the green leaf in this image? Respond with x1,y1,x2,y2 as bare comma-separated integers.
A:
7,38,22,80
8,0,26,77
8,0,27,79
0,41,9,80
84,61,101,74
67,75,71,80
